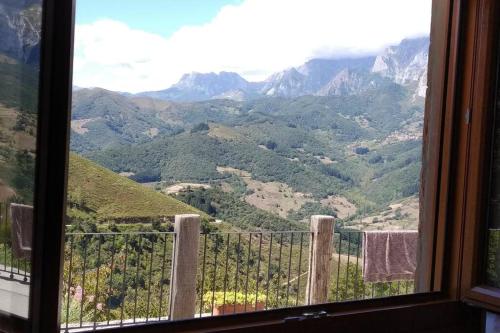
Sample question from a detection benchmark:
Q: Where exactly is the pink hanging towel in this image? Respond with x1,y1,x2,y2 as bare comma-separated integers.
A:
362,230,418,283
10,203,33,260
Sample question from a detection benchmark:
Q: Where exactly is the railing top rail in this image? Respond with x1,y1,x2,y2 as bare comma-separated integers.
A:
335,229,418,234
64,229,375,237
200,230,311,235
66,231,176,236
335,230,364,234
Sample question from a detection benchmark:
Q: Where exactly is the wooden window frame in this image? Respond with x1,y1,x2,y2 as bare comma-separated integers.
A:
27,0,76,332
6,0,485,331
458,0,500,312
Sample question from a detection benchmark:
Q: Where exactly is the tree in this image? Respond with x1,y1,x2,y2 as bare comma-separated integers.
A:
265,140,278,150
354,147,370,155
191,123,209,133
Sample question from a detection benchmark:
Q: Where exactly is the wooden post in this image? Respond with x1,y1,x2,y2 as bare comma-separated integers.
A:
170,214,200,320
306,215,335,305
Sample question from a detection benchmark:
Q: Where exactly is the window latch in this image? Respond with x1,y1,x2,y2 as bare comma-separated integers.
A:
465,108,471,124
284,310,328,322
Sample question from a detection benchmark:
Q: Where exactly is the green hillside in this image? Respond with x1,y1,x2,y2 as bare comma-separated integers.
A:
68,71,424,230
0,59,39,114
70,88,180,153
67,153,204,223
0,57,39,204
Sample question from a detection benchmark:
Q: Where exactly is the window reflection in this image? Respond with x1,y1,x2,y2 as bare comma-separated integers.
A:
0,0,42,320
486,37,500,288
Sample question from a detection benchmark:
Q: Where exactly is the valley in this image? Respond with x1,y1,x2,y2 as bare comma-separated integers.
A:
0,35,428,234
0,1,434,325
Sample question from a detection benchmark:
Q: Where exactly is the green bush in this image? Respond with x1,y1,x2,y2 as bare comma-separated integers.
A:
202,291,266,311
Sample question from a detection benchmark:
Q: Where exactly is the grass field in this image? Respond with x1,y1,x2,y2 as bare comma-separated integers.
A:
67,153,206,223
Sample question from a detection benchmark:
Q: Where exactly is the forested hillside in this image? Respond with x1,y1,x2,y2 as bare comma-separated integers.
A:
0,35,427,233
0,58,38,203
0,0,42,204
72,58,424,231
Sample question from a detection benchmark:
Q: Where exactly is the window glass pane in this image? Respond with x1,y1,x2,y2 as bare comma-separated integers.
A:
64,0,432,329
0,0,43,324
485,311,500,332
486,37,500,288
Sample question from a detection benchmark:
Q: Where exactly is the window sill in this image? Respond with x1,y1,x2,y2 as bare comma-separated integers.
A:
98,292,450,333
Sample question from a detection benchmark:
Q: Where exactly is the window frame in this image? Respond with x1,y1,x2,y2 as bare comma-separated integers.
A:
458,0,500,312
0,0,75,331
29,0,76,332
13,0,480,331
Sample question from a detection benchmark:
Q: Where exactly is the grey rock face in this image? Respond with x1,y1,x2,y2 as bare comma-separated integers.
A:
260,68,308,97
372,37,429,97
138,72,255,102
0,0,42,65
138,37,430,101
317,69,376,96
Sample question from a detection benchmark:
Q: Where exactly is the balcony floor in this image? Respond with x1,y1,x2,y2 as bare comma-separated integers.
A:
0,272,29,318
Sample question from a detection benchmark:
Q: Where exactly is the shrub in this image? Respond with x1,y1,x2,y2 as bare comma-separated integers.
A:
354,147,370,155
202,291,266,311
265,140,278,150
368,154,383,164
191,123,210,133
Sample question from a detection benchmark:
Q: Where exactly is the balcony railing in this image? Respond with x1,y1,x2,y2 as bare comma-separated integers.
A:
0,204,416,331
0,203,30,284
58,217,414,331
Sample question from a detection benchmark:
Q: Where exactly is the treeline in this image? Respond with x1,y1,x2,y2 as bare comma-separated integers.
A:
176,187,305,232
74,81,426,221
87,132,351,199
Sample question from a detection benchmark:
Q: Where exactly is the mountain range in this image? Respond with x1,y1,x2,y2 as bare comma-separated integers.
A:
0,22,428,230
138,37,429,102
65,37,428,230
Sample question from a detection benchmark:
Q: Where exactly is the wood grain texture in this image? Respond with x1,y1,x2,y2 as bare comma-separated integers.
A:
457,0,500,310
169,214,200,320
97,300,480,333
416,0,458,294
306,215,335,305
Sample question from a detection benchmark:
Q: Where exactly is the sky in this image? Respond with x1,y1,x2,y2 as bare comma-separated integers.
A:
75,0,244,38
73,0,432,93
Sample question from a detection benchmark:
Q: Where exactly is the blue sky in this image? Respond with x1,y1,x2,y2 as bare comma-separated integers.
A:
73,0,432,93
76,0,243,38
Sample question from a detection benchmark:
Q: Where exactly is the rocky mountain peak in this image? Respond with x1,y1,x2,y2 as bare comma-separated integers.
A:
137,71,251,102
138,37,430,101
372,37,429,85
261,68,307,97
0,1,42,65
317,68,382,96
174,71,249,90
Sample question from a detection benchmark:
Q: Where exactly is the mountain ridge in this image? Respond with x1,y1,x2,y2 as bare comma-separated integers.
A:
137,37,429,102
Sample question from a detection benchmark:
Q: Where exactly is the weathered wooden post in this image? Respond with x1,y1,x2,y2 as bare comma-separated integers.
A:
170,214,200,320
306,215,335,305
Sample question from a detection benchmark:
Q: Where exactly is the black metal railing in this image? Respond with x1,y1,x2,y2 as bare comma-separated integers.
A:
0,204,417,331
331,231,414,302
61,231,176,331
0,203,415,331
0,203,30,283
197,231,311,316
59,229,415,331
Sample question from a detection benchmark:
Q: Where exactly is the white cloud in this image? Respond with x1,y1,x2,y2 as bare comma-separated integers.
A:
73,0,432,93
